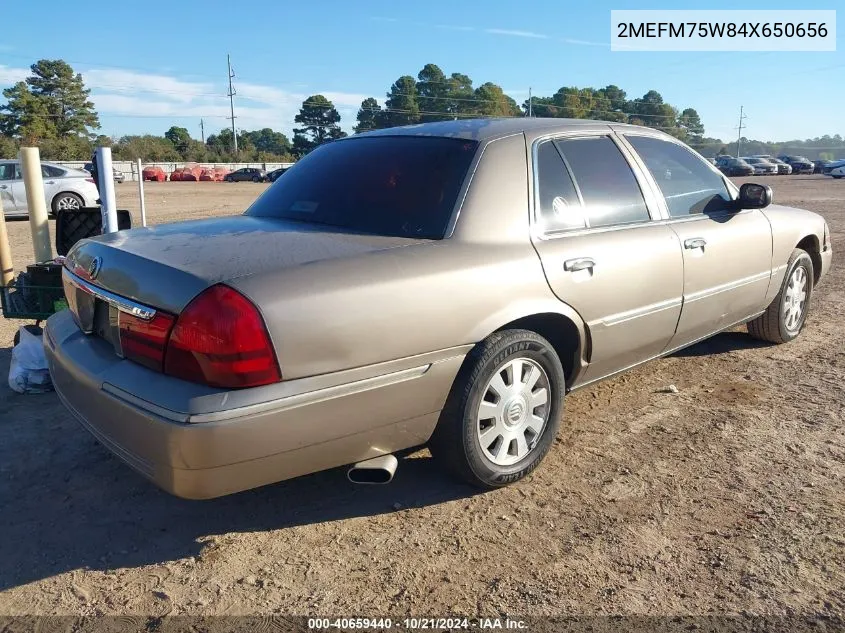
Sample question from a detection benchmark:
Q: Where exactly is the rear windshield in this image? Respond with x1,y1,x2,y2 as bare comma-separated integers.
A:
245,136,479,239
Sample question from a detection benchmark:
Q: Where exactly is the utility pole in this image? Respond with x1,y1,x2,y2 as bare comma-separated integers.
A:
227,54,238,154
735,105,747,156
528,87,533,117
200,118,205,144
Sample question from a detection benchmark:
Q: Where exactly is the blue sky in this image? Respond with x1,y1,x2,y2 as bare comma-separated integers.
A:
0,0,841,142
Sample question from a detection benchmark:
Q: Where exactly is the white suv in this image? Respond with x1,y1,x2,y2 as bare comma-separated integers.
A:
0,160,100,218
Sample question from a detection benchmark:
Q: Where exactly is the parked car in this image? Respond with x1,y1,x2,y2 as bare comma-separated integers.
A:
819,159,845,175
84,163,125,184
1,159,99,218
48,119,832,499
142,166,167,182
829,164,845,179
266,167,289,182
813,160,831,174
717,157,754,177
741,157,778,176
225,167,266,182
171,165,203,182
200,167,230,182
752,155,792,175
777,155,814,174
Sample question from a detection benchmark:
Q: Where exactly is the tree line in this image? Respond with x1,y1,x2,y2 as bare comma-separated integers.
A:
1,58,843,163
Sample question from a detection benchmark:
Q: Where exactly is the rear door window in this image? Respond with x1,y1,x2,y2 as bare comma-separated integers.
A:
42,165,64,178
535,140,585,232
553,136,650,228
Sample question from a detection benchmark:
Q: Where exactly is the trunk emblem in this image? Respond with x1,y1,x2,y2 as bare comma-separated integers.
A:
88,257,102,280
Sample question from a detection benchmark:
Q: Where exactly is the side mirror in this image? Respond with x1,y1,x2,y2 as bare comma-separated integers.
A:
735,182,772,210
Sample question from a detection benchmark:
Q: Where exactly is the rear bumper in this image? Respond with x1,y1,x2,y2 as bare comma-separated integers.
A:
44,310,464,499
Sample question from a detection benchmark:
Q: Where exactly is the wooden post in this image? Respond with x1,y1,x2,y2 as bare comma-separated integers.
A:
0,196,14,285
20,147,52,263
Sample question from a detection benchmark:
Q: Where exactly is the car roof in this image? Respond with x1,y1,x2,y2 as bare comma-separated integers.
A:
0,159,69,169
352,117,674,143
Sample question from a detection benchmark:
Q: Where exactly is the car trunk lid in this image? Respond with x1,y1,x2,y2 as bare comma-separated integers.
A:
64,215,425,315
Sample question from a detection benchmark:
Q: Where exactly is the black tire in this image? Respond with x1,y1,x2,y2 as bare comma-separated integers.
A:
252,175,260,183
428,329,565,489
747,248,814,344
833,176,843,180
225,175,234,182
51,192,84,216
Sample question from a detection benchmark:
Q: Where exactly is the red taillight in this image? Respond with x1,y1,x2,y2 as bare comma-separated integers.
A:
164,285,281,389
119,312,175,371
85,178,95,183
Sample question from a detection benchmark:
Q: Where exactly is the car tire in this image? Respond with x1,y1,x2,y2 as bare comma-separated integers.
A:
225,176,234,182
747,248,814,344
252,175,260,183
51,192,84,216
428,329,565,489
833,176,843,180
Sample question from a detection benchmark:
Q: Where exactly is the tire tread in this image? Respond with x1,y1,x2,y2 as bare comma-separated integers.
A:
747,248,813,344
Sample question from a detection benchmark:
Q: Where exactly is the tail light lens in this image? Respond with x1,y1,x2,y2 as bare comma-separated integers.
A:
164,285,281,389
119,312,175,371
85,178,95,183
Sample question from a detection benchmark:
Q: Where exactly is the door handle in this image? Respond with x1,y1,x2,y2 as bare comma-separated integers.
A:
564,257,595,272
684,237,707,249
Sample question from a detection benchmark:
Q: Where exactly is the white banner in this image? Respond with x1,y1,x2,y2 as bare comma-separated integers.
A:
611,10,836,52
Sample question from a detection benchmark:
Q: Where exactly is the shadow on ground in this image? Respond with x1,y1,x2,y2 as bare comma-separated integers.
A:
671,331,772,358
0,352,480,590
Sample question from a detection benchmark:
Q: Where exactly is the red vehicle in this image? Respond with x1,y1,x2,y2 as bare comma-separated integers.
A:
171,165,203,182
142,166,167,182
200,167,230,182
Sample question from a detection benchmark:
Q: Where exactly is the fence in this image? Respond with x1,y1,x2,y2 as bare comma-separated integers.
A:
55,161,296,182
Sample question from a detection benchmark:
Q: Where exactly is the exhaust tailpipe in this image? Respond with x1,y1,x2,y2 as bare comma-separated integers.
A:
347,454,398,484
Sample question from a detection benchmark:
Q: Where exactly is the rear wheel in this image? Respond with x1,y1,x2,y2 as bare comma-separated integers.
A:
225,175,234,182
51,192,83,216
429,329,564,489
748,248,814,344
252,175,261,183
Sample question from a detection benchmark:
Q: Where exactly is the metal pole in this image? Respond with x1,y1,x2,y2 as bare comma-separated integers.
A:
0,196,14,286
227,54,238,154
736,105,745,156
136,158,147,227
528,87,533,117
96,147,119,233
19,147,52,263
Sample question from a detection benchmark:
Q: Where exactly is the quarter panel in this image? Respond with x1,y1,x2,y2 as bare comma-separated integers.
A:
230,241,567,380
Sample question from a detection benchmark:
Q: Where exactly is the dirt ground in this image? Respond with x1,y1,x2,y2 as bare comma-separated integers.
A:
0,178,842,620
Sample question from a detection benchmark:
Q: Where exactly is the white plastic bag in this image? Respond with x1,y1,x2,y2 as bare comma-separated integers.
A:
8,326,53,394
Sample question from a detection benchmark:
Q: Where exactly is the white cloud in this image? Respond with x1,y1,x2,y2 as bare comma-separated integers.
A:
83,69,217,103
561,38,608,47
0,64,28,85
485,28,549,39
84,69,369,136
